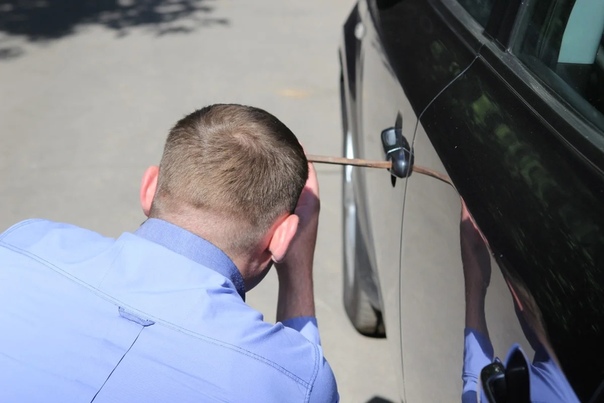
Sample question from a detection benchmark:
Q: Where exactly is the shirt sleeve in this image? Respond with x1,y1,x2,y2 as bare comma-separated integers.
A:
463,328,494,403
281,317,340,402
281,316,322,346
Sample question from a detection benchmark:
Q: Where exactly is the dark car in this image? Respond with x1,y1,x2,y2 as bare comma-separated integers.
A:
339,0,604,401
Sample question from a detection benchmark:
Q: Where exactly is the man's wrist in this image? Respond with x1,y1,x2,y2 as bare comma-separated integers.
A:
276,262,315,321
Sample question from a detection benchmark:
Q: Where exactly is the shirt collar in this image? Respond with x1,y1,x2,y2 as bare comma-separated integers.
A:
134,218,246,300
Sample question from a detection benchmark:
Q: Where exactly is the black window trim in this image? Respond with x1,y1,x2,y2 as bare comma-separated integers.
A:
484,0,523,49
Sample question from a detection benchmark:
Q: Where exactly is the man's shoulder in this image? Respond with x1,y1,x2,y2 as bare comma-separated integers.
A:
1,219,110,246
0,219,117,271
1,219,66,239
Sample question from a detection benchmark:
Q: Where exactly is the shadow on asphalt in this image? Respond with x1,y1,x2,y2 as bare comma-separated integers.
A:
367,396,395,403
0,0,228,60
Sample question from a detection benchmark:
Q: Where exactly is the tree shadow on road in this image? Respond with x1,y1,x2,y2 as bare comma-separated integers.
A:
0,0,228,60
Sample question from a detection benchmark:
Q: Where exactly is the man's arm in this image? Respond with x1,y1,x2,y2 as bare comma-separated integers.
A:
275,162,339,402
275,162,319,323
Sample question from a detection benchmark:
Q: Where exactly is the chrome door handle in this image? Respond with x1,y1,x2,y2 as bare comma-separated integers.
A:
381,127,414,178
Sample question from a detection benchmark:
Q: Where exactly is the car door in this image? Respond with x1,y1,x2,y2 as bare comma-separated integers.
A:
354,0,500,400
351,4,418,386
406,0,604,401
380,1,531,401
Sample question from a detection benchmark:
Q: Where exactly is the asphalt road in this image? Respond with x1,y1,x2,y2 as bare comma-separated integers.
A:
0,1,400,401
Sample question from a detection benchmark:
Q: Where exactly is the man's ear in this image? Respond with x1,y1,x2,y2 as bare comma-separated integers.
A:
268,214,299,263
140,166,159,217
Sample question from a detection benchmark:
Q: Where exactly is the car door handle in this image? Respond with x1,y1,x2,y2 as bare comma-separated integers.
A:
381,127,414,178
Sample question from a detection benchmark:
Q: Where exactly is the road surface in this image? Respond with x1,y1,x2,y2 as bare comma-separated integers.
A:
0,1,399,401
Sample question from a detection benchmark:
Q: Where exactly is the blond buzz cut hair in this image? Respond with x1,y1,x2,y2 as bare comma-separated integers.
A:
150,104,308,255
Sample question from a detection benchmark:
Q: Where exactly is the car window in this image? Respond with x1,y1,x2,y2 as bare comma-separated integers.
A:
455,0,496,27
513,0,604,132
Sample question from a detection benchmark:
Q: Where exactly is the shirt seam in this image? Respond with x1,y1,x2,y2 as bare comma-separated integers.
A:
0,218,44,241
0,240,314,388
305,341,320,402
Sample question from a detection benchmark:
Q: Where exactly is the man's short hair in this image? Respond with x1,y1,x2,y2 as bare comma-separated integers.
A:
151,104,308,253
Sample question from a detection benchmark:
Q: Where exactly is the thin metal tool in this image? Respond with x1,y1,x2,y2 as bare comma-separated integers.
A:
306,154,453,186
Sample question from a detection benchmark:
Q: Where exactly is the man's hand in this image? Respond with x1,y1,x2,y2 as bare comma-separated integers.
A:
275,162,320,322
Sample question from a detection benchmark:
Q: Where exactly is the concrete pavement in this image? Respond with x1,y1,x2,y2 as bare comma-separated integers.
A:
0,1,399,401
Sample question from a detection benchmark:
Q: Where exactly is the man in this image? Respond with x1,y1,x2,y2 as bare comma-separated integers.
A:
0,104,339,402
459,202,578,403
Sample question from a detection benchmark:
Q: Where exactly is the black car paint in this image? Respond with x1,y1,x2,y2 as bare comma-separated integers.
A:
345,0,604,400
373,0,480,116
422,37,604,402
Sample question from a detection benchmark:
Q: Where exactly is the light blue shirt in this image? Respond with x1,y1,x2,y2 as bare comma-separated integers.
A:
0,218,339,402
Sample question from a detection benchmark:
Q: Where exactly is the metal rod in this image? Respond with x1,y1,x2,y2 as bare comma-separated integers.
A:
307,155,391,169
306,154,453,186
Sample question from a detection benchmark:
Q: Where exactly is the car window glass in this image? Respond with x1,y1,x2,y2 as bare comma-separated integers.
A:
514,0,604,132
455,0,496,26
